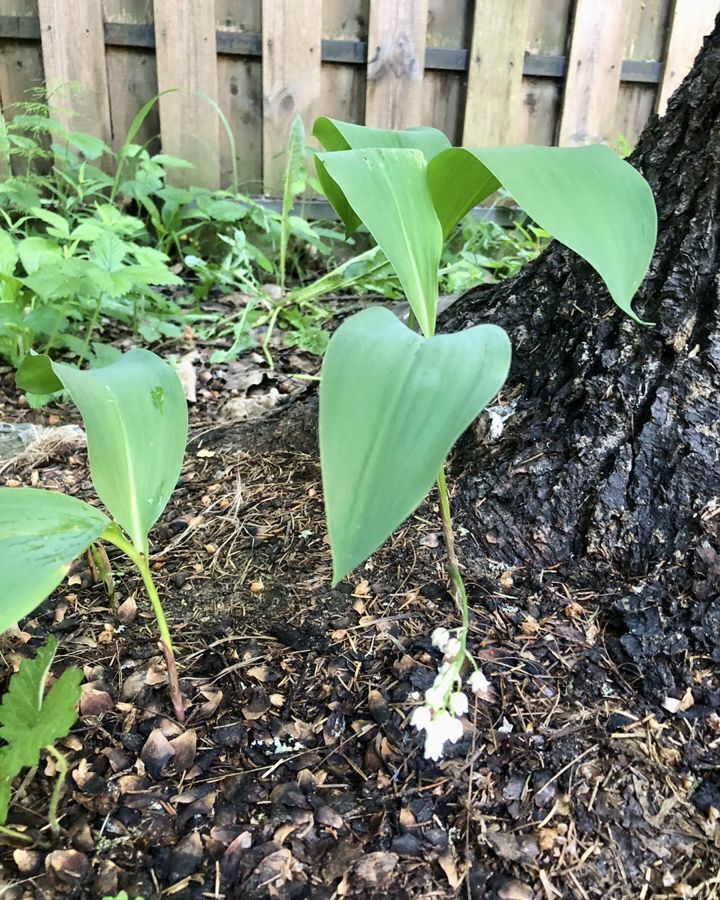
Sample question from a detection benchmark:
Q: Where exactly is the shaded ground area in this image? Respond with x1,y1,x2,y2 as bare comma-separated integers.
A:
0,344,719,900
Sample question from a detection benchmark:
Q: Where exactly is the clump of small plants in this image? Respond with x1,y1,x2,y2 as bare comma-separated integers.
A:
1,348,188,720
312,115,656,759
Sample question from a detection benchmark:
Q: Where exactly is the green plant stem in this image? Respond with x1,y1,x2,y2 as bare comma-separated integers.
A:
436,467,469,655
76,292,105,368
101,526,185,721
0,824,34,844
44,744,67,836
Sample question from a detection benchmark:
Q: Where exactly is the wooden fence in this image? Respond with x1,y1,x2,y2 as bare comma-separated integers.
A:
0,0,717,195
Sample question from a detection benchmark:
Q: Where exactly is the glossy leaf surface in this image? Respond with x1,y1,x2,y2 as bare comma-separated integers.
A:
320,307,511,583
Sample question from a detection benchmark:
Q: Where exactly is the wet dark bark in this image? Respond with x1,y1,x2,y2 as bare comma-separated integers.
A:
443,18,720,578
438,16,720,699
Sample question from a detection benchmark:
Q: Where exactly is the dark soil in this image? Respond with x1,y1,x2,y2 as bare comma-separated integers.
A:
0,334,719,900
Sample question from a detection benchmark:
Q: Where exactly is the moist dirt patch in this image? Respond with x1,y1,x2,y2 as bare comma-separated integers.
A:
0,354,718,900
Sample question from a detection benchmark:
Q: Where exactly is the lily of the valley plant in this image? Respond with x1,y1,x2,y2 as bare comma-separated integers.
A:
0,350,188,719
313,116,657,760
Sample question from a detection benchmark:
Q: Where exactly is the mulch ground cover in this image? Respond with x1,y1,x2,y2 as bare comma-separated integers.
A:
0,311,719,899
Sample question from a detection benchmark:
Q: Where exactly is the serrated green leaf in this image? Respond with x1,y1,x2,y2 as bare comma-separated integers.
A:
0,637,81,823
0,488,110,632
320,307,511,583
0,637,81,756
21,259,93,300
89,232,127,273
29,206,70,239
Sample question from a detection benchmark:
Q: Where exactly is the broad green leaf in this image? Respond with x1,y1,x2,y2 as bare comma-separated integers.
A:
427,145,657,322
0,488,109,633
313,116,451,236
17,236,61,274
21,258,93,300
89,232,127,272
319,149,443,336
320,307,511,583
65,130,112,160
0,636,81,823
0,231,18,275
29,206,70,240
313,116,451,159
17,350,188,553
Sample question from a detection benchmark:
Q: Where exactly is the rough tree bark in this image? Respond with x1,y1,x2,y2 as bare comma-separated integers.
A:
440,14,720,701
219,17,720,703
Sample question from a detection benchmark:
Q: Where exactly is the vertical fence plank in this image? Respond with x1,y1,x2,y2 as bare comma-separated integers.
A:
423,0,471,144
463,0,530,146
261,0,322,194
103,0,159,153
153,0,219,189
520,0,573,145
558,0,629,146
365,0,428,129
321,0,369,126
216,0,263,191
614,0,672,149
657,0,719,114
37,0,112,145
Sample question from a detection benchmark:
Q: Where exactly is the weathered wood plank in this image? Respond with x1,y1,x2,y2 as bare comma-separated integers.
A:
463,0,530,146
614,0,672,150
321,0,368,126
558,0,629,146
657,0,719,114
216,1,262,191
37,0,112,145
365,0,428,129
153,0,219,189
103,0,159,153
519,0,573,145
216,0,262,191
422,0,471,144
261,0,322,194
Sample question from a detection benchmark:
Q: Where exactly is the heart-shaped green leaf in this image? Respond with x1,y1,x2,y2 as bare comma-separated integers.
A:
318,149,443,337
0,488,109,632
17,349,188,553
427,145,657,323
320,307,511,583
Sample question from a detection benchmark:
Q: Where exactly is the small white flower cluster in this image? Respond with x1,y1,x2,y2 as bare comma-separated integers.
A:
409,627,491,761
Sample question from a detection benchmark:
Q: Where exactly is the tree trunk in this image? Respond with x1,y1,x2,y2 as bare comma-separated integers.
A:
441,15,720,702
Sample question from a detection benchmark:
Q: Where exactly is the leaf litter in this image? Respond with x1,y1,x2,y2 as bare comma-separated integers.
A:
0,345,718,899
